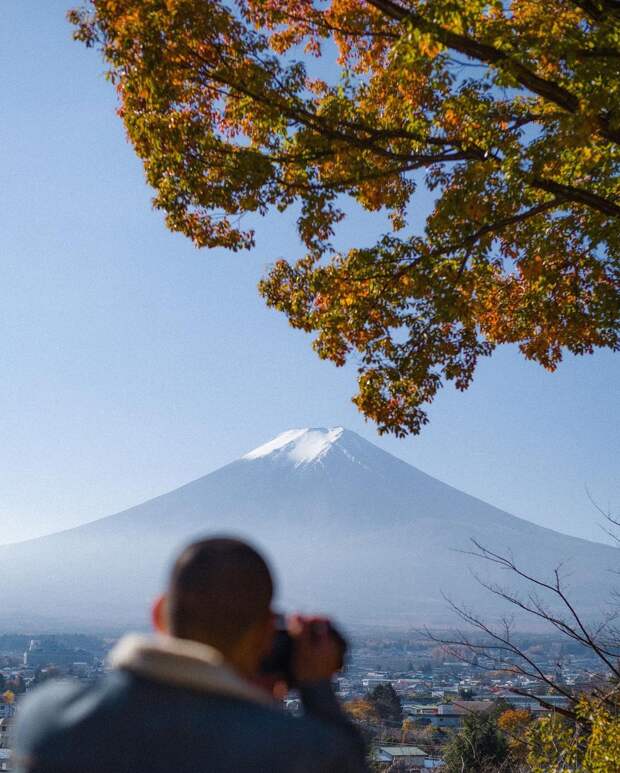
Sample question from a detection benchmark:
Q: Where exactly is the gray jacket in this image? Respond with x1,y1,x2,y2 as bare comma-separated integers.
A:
15,634,367,773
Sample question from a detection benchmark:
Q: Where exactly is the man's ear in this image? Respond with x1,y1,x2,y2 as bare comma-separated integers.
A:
152,594,169,634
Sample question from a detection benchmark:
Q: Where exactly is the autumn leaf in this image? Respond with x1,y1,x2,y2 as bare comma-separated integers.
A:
71,0,620,435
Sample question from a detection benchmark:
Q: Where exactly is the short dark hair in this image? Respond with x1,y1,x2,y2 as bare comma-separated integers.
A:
167,537,274,652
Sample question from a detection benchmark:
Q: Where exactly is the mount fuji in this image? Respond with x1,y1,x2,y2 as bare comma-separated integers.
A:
1,427,617,631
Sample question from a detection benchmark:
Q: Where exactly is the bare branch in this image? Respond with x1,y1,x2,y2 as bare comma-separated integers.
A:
462,540,620,677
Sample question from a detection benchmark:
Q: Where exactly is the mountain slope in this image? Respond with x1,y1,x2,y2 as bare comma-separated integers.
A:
1,428,616,631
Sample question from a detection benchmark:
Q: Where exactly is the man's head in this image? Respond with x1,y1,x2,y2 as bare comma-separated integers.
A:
153,537,275,676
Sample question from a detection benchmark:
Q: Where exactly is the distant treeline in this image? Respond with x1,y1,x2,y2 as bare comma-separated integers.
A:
0,633,109,656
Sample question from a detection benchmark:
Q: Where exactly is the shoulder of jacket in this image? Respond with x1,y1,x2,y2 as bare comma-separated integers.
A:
16,678,106,750
20,679,89,716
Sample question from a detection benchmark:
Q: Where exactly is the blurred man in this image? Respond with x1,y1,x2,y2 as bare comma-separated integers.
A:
15,537,366,772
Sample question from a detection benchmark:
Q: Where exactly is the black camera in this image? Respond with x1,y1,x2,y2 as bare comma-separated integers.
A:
259,616,348,684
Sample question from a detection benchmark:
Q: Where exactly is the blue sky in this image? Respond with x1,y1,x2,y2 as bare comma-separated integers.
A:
1,1,618,545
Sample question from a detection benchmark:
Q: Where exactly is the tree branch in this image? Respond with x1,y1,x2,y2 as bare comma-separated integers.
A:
462,540,620,677
428,604,580,713
431,198,565,260
364,0,620,144
531,177,620,217
569,0,620,21
192,45,491,163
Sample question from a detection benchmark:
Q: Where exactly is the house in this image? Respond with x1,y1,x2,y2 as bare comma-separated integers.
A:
405,704,439,717
374,745,427,768
361,673,391,689
0,705,14,722
0,718,13,750
0,749,10,771
496,692,571,713
427,700,495,728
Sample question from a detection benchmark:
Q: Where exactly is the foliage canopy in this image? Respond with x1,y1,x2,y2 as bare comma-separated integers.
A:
70,0,620,434
527,698,620,772
443,711,509,772
367,682,403,723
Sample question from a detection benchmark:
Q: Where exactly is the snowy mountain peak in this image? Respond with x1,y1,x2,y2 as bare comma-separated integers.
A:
243,427,345,467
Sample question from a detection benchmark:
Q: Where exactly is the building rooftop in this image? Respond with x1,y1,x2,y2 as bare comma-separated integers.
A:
377,746,426,757
438,700,495,715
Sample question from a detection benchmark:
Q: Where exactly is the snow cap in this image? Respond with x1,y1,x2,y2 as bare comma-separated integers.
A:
243,427,345,467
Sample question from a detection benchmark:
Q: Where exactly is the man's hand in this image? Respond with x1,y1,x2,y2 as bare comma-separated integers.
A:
289,615,343,685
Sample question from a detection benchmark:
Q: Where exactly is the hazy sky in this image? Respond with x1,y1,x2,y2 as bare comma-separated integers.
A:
1,1,618,546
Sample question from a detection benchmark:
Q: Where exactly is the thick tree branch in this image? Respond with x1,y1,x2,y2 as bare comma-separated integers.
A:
570,0,620,20
531,177,620,217
365,0,620,144
365,0,578,109
193,67,620,222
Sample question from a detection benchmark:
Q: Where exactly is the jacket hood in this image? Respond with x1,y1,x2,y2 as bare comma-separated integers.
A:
108,634,274,706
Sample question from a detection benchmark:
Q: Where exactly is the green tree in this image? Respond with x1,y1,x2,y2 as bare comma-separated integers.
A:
497,708,532,768
368,683,403,724
70,0,620,436
443,711,509,772
526,697,620,772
